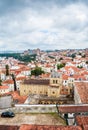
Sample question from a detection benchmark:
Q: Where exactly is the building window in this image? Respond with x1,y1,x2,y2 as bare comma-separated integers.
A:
56,80,58,84
52,91,55,94
46,92,48,95
53,80,55,84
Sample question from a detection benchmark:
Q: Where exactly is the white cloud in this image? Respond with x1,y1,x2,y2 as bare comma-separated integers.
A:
0,1,88,50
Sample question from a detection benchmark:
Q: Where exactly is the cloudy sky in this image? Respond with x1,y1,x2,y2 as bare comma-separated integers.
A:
0,0,88,51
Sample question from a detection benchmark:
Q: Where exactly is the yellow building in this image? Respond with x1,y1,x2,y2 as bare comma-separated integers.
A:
20,77,62,98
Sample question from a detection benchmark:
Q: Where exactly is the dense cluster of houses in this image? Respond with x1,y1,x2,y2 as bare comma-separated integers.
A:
0,49,87,105
0,49,88,129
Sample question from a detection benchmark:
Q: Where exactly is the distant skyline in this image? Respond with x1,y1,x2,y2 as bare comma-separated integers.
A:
0,0,88,50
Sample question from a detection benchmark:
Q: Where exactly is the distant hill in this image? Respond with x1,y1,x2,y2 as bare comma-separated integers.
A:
0,53,36,63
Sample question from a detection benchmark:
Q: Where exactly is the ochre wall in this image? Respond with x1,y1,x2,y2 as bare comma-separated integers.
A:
20,78,62,97
20,84,48,96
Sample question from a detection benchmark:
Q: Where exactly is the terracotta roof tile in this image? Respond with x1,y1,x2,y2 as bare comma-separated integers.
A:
16,76,26,81
45,64,52,68
0,86,9,89
75,82,88,103
73,75,86,80
62,74,69,80
83,125,88,130
4,91,27,104
19,124,82,130
40,73,50,78
58,105,88,113
3,79,14,84
76,116,88,130
76,116,88,126
0,125,19,130
64,66,80,72
23,79,49,85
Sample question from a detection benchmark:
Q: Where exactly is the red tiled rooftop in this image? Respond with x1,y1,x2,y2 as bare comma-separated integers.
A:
23,79,50,85
83,125,88,130
4,91,27,104
0,86,9,89
81,71,88,75
3,79,14,84
76,116,88,130
76,116,88,126
11,91,27,104
16,76,26,81
45,64,52,68
19,65,31,71
58,105,88,113
75,82,88,103
40,73,50,78
0,125,19,130
19,124,82,130
62,74,68,80
73,75,86,80
64,66,80,72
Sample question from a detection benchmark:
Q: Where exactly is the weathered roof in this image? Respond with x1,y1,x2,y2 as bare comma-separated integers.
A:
3,91,27,104
19,124,82,130
83,125,88,130
58,105,88,113
0,125,19,130
3,79,14,84
76,116,88,126
76,115,88,130
23,79,50,85
75,81,88,104
0,86,9,89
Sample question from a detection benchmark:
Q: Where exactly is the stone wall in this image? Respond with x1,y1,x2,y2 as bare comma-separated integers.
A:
0,104,58,114
0,96,13,109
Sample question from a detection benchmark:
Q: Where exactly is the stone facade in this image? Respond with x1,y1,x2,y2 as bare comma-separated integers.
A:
20,77,62,98
20,84,48,96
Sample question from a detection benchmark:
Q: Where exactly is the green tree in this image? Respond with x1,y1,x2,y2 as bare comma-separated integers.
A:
78,52,82,55
5,64,9,76
82,54,85,58
31,67,45,76
11,74,17,91
0,79,2,86
57,63,65,70
0,53,36,63
71,53,76,59
86,61,88,64
59,57,63,61
77,66,83,69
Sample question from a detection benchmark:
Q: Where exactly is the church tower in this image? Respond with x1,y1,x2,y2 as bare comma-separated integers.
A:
48,70,62,97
